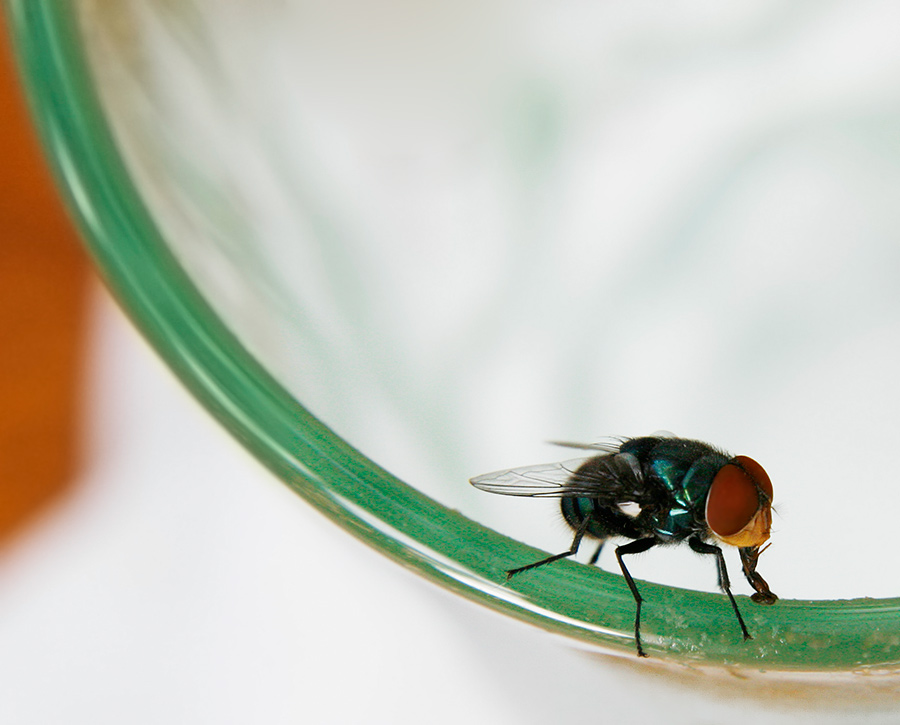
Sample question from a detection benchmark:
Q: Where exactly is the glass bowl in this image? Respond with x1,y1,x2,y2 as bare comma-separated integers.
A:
10,0,900,681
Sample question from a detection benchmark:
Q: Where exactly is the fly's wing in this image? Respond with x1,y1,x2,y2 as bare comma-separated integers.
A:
470,451,642,500
547,438,625,454
470,459,590,497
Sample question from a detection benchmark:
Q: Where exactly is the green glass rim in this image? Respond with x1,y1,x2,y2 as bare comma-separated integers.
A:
8,0,900,674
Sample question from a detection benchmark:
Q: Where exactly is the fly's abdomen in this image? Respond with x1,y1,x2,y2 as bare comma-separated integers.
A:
561,497,609,540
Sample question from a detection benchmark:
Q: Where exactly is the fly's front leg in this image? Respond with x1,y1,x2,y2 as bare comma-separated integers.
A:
739,546,778,605
615,537,656,658
688,536,751,641
506,512,595,579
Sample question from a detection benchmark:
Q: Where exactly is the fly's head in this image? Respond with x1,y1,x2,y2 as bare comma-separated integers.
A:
705,455,773,549
702,454,778,605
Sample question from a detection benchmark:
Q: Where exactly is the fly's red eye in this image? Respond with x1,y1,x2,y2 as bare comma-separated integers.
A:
706,456,771,538
733,455,773,499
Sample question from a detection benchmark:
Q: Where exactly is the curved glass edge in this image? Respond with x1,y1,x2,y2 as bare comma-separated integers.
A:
7,0,900,674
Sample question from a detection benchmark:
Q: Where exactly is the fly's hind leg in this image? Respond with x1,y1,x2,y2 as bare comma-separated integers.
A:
506,513,595,580
688,536,751,641
587,541,604,566
615,538,656,658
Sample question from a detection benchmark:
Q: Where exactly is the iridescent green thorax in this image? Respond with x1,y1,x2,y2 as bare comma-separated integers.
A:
622,438,730,541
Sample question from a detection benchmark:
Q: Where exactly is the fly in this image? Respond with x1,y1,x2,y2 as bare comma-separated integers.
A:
470,435,778,657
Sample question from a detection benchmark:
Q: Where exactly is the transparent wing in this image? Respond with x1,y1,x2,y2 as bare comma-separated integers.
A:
547,438,625,454
470,459,592,497
471,451,646,499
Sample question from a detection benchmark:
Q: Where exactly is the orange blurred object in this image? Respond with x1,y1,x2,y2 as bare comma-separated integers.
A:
0,13,90,542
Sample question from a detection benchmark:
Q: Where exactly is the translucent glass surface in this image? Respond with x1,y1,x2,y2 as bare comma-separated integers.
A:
10,0,900,679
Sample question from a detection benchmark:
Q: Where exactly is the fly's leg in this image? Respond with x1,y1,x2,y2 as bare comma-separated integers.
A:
587,542,604,566
506,513,594,579
739,546,778,605
688,537,751,641
615,538,656,658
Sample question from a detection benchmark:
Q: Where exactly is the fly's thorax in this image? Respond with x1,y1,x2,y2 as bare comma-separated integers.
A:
629,438,728,501
705,455,773,548
625,439,730,541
